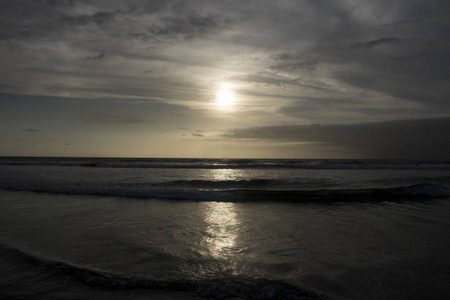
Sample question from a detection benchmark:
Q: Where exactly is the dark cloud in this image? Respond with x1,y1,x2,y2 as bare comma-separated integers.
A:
0,0,235,43
334,67,450,107
351,37,401,49
381,17,423,27
85,53,106,60
233,72,332,92
225,117,450,159
269,52,318,72
148,14,236,41
191,133,205,138
35,0,76,8
178,127,206,137
58,11,117,28
24,129,39,132
0,0,240,101
274,96,417,124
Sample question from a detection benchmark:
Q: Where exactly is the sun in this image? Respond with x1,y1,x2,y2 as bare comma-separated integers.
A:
216,89,235,107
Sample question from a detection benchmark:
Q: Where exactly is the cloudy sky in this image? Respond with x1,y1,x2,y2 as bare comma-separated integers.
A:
1,0,449,158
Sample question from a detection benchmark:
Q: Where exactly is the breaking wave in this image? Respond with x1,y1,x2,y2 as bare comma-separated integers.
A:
1,182,449,202
0,240,327,300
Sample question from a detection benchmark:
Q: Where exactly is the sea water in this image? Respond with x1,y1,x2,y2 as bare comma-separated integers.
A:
0,157,449,299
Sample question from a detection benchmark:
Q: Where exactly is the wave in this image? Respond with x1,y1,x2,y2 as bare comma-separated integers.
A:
241,184,450,201
1,183,449,202
162,179,286,189
0,240,327,300
1,157,450,170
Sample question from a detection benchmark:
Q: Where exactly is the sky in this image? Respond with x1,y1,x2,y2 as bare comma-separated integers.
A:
0,0,449,158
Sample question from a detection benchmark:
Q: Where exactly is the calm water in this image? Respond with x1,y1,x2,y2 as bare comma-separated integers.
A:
0,157,449,299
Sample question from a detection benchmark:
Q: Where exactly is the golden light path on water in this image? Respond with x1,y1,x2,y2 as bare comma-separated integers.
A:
203,202,239,258
202,169,242,259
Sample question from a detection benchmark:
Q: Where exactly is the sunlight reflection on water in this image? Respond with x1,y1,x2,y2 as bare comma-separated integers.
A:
206,168,243,181
202,201,241,258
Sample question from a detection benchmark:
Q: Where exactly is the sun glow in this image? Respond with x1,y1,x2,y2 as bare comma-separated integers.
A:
216,88,235,108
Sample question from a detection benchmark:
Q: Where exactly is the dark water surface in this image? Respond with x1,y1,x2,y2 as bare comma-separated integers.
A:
0,157,449,299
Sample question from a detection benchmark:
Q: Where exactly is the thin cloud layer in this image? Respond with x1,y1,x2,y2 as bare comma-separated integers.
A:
81,113,154,124
1,1,448,111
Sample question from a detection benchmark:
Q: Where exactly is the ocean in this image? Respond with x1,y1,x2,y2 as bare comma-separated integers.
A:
0,157,449,299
